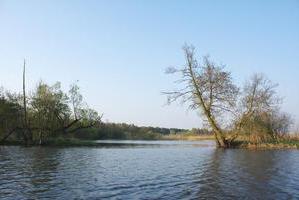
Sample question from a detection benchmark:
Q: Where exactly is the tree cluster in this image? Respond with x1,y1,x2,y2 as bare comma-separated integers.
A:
0,81,101,144
165,45,293,147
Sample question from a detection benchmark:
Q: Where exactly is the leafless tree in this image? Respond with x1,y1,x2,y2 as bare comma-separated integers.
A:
235,74,292,141
22,60,32,144
165,45,239,147
240,74,280,119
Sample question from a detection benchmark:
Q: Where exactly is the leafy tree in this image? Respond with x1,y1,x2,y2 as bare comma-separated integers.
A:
0,91,23,142
0,79,102,144
30,81,70,143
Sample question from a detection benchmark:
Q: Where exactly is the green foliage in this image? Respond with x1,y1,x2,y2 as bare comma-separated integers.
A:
30,81,71,138
0,90,23,140
0,81,101,144
73,123,188,140
2,80,189,143
1,80,191,143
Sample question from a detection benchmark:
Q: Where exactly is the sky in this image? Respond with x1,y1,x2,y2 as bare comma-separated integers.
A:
0,0,298,130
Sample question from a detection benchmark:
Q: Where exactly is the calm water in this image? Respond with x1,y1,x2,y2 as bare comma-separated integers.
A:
1,140,299,199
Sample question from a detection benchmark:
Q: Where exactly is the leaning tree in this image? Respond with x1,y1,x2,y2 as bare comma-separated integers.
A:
165,45,239,148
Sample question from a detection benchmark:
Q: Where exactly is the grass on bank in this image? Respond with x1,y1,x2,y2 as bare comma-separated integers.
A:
162,133,214,141
1,133,299,149
230,133,299,149
162,132,299,149
236,140,299,149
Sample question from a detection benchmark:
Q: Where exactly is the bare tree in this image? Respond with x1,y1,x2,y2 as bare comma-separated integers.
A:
269,111,293,138
241,74,279,119
235,74,291,141
22,59,31,144
165,45,239,147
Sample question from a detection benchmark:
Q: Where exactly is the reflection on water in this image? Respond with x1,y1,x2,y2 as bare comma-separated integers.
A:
1,140,299,199
197,149,299,199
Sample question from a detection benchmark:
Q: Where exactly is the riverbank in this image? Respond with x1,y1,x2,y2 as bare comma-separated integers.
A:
237,140,299,149
1,136,299,149
0,138,99,147
161,133,214,141
162,134,299,149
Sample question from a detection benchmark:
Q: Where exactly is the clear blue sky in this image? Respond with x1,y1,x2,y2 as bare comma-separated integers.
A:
0,0,298,129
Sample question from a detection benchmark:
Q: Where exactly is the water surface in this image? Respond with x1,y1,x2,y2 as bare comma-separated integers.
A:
1,140,299,199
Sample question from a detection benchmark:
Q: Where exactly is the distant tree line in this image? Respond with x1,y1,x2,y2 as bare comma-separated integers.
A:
73,123,193,140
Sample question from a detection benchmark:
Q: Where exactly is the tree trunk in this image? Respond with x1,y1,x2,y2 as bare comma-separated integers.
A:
0,128,17,143
39,130,43,145
23,60,28,143
22,60,32,144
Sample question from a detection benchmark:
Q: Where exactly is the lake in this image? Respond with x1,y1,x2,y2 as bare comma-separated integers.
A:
1,140,299,199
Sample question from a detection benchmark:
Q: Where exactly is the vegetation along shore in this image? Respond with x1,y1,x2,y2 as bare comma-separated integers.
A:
0,45,298,149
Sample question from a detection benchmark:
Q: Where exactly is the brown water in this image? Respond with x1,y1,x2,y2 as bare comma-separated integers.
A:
0,140,299,199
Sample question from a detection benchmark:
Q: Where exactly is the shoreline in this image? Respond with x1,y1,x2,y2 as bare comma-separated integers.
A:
1,137,299,149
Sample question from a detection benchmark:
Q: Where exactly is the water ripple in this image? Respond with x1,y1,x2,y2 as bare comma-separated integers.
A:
1,142,299,199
